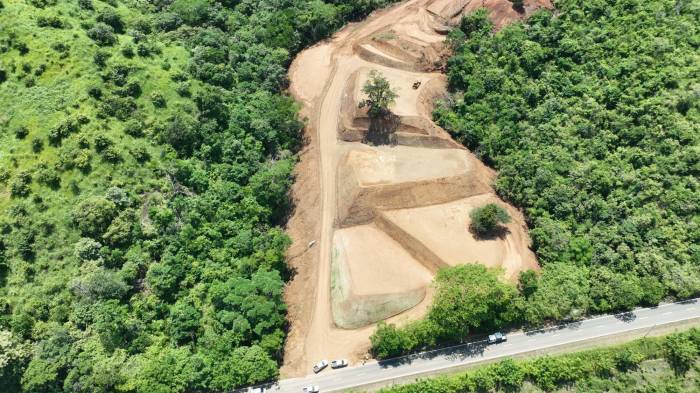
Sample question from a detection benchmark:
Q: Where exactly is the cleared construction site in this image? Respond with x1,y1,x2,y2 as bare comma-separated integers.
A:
283,0,551,377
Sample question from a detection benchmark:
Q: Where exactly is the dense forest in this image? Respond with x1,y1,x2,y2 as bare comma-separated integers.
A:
379,327,700,393
371,0,699,357
0,0,397,391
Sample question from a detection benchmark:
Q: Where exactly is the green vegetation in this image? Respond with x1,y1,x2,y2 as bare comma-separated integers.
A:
371,265,520,358
359,70,398,117
372,0,699,358
469,203,511,237
0,0,398,391
377,328,700,393
438,2,700,314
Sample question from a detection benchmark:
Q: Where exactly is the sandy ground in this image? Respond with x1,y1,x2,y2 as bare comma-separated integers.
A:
335,224,433,295
346,145,473,186
382,194,539,281
283,0,551,378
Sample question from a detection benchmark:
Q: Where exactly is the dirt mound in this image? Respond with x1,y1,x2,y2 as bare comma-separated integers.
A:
283,0,551,378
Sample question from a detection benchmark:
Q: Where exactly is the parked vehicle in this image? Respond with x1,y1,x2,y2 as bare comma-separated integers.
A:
313,360,328,373
330,359,348,369
303,386,320,393
487,332,507,344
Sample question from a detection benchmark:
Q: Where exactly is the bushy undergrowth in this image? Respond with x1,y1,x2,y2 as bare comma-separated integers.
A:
378,328,700,393
0,0,398,391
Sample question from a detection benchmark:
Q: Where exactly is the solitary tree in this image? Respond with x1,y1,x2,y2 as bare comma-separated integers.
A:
359,70,398,117
469,203,511,237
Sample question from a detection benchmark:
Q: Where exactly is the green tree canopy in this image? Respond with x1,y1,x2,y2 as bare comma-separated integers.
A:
468,203,511,237
359,70,398,117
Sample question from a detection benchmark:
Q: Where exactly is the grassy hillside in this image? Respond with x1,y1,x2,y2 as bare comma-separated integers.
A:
0,0,397,391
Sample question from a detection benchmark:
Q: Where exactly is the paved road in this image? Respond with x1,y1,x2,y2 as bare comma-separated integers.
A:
248,299,700,393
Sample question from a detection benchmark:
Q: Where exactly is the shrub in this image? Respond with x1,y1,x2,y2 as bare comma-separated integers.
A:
105,186,130,208
96,8,124,33
71,196,117,237
74,238,102,262
132,18,152,34
35,164,60,189
87,23,117,46
48,118,80,145
99,95,137,120
123,119,144,137
170,0,211,26
176,82,191,97
468,203,511,237
77,0,93,10
74,150,92,172
130,145,150,162
27,0,56,8
0,168,10,183
23,77,36,88
101,146,122,163
94,134,113,152
70,267,127,302
115,81,142,98
664,332,698,374
103,209,136,246
93,50,111,68
614,348,644,371
36,15,65,28
121,44,135,58
151,91,166,107
10,171,32,198
87,86,102,99
136,44,151,57
370,322,415,359
154,12,183,31
14,126,29,139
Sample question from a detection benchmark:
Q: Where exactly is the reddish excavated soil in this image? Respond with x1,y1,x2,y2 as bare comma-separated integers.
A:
282,0,551,378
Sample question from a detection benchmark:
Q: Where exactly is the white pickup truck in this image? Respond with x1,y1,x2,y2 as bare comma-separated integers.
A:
330,359,348,369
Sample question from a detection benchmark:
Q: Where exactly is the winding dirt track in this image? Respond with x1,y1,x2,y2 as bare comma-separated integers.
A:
283,0,550,378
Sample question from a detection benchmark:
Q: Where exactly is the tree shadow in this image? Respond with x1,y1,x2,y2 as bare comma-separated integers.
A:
377,339,489,369
511,1,526,14
469,224,510,240
614,311,637,323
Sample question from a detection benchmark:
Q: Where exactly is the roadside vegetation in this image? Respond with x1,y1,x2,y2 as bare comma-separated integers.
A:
376,327,700,393
371,0,699,358
0,0,398,391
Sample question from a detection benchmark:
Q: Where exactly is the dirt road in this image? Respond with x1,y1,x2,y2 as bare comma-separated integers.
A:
283,0,549,377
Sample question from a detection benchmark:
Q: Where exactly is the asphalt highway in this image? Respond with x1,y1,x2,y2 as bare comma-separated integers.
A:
247,299,700,393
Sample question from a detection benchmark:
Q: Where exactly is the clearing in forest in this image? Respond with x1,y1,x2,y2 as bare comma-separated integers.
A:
283,0,550,377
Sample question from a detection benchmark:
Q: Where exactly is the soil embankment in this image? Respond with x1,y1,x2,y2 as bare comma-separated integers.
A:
283,0,550,377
